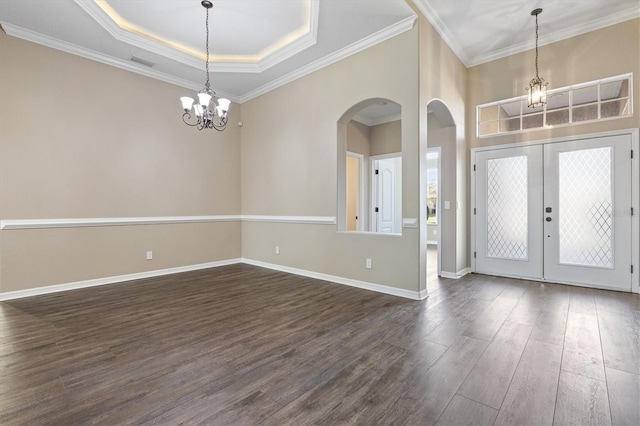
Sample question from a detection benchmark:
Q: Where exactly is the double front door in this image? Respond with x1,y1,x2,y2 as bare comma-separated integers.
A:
475,134,633,291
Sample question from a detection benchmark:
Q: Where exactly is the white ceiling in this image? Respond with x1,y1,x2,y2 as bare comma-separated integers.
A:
1,1,638,104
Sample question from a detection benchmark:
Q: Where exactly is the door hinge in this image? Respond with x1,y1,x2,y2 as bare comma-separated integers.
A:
375,207,379,213
473,164,476,171
474,251,477,259
632,207,634,216
474,207,476,215
632,265,634,274
375,169,379,175
632,150,634,159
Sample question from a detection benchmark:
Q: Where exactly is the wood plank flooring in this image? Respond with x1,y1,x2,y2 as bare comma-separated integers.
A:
1,262,639,425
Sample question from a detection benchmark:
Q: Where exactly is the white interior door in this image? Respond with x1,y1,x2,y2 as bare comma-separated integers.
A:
373,156,401,234
543,135,632,291
475,146,543,279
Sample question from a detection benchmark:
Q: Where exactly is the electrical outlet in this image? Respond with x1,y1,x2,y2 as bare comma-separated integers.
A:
365,258,372,269
275,246,280,255
146,251,153,260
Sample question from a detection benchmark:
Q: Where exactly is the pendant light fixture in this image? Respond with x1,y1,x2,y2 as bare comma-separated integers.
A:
180,1,230,131
527,8,547,108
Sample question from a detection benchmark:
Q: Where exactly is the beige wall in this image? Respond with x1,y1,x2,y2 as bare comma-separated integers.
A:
346,121,371,156
467,18,640,150
466,18,640,277
414,6,469,285
241,27,420,291
426,114,457,267
0,32,242,293
370,120,402,156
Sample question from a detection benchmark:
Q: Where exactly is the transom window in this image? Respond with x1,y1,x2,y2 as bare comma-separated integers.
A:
477,74,632,137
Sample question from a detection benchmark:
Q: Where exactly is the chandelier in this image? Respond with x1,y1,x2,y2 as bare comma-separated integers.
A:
527,8,547,108
180,1,230,131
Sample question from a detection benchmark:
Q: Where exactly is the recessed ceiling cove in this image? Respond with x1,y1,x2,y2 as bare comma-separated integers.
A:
75,0,319,73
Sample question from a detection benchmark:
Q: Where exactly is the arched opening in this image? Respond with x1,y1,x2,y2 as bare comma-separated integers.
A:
337,98,402,233
424,99,456,292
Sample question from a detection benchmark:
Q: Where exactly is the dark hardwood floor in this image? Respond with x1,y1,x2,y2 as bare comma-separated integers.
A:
1,263,639,425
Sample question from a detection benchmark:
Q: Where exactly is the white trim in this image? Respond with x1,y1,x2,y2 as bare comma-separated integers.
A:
0,257,426,301
440,268,471,280
0,215,240,230
0,22,239,102
466,8,640,67
426,240,438,245
240,215,336,225
472,128,639,153
352,112,402,127
477,74,633,139
237,15,417,103
72,0,320,74
0,215,337,230
0,259,242,301
412,0,640,67
402,218,418,228
241,258,424,300
411,0,468,66
0,12,415,104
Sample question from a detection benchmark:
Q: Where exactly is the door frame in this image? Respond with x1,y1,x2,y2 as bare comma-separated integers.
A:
471,128,639,294
426,147,442,277
346,151,366,231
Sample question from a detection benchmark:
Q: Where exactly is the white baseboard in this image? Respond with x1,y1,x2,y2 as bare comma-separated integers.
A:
241,258,423,300
440,267,471,280
0,258,426,301
0,259,242,301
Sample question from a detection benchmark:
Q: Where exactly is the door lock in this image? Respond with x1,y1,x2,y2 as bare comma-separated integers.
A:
546,217,552,222
546,207,552,213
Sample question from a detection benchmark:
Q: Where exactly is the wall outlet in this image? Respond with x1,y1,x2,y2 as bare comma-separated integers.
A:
365,258,372,269
146,251,153,260
275,246,280,255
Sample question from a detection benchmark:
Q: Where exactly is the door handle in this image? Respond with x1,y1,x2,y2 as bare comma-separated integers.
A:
546,207,552,213
546,217,552,222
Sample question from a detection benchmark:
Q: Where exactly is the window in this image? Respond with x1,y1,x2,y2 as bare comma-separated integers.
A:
477,74,632,137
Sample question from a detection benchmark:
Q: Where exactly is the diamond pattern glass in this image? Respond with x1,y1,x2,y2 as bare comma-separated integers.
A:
558,147,613,268
486,156,528,259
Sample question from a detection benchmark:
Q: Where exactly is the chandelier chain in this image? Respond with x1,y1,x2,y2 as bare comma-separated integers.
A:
534,12,539,79
205,6,210,90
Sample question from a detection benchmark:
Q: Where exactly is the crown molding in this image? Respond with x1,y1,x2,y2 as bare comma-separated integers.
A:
411,0,470,66
466,7,640,67
73,0,319,74
238,14,417,103
352,112,402,127
412,0,640,68
0,22,239,102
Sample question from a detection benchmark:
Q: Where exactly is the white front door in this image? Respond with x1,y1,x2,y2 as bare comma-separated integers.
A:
475,145,543,279
475,134,633,291
543,135,632,291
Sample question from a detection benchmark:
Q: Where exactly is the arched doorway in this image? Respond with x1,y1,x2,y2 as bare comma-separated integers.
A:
424,99,456,292
337,98,402,233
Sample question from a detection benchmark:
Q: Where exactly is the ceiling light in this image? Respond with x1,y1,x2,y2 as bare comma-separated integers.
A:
527,8,548,108
180,1,230,131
